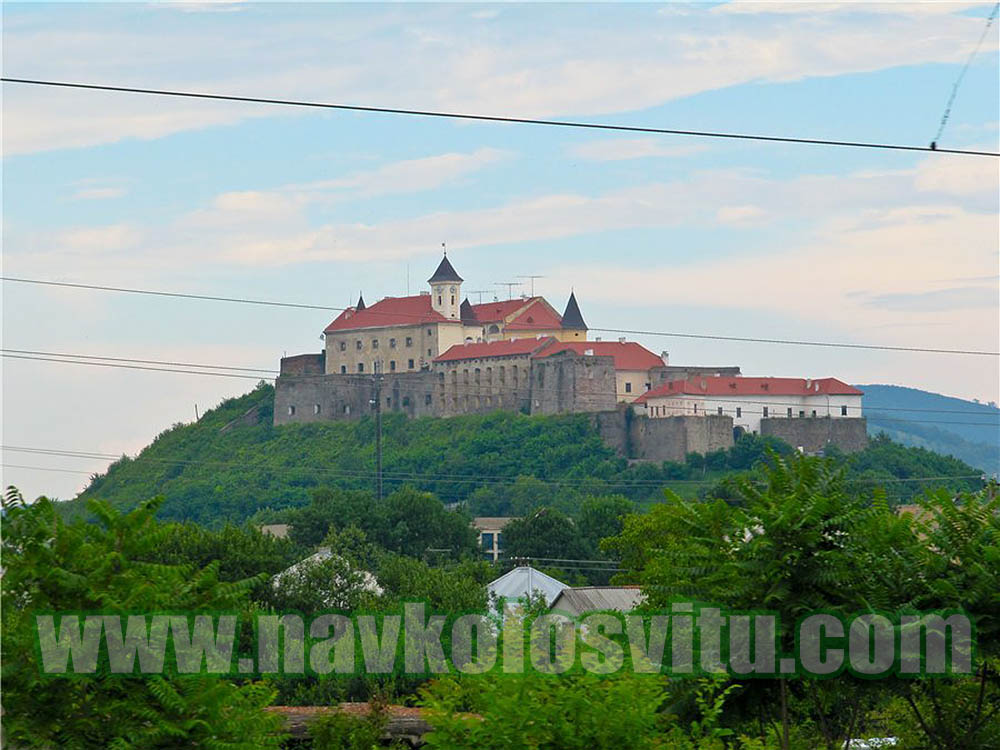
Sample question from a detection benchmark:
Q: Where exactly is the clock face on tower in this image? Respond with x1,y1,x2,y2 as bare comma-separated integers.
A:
449,286,456,294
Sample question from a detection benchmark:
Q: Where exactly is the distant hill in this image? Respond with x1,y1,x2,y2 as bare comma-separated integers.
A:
856,384,999,474
59,382,987,527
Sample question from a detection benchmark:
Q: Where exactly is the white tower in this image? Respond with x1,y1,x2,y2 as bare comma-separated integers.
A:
427,251,463,320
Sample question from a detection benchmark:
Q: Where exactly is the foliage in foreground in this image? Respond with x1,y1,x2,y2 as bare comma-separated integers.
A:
0,489,285,749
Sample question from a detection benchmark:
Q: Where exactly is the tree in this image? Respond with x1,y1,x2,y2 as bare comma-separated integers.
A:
1,488,284,748
503,507,591,565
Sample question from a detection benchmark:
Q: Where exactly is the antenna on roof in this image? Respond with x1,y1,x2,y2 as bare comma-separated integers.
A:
493,281,523,300
466,289,491,304
516,274,545,296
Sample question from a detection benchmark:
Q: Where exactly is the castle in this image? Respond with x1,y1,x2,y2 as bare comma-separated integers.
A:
274,254,867,459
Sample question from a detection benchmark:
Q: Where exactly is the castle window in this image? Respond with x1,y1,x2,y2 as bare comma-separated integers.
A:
406,337,413,347
390,338,397,348
475,368,481,384
358,363,364,372
812,410,817,417
736,407,742,418
339,341,346,352
343,404,351,415
488,324,500,334
287,405,296,416
372,339,379,349
763,406,769,418
428,349,432,357
799,410,805,418
390,360,396,371
408,359,415,369
425,394,432,405
427,328,433,336
788,407,793,417
438,296,442,306
402,396,410,407
313,404,321,415
693,403,698,414
645,382,651,391
718,407,723,415
451,295,455,305
486,367,492,382
499,366,505,382
356,340,362,350
841,405,848,416
625,382,632,393
340,365,347,374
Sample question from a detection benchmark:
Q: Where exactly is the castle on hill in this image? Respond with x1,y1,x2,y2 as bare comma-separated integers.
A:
275,253,867,459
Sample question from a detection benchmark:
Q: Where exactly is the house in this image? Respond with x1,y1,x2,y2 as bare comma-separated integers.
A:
271,547,382,607
634,376,863,435
487,566,567,613
472,517,516,562
549,586,646,616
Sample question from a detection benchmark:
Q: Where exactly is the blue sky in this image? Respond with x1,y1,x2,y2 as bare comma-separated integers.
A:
3,1,998,499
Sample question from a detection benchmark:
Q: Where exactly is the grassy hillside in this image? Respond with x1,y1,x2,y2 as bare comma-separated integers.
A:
69,383,986,526
858,384,999,473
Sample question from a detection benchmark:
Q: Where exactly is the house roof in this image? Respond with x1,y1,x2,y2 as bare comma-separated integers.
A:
469,298,537,324
471,517,518,531
487,566,567,606
560,292,587,330
504,297,564,331
549,586,646,616
324,294,453,333
635,376,864,403
534,341,665,371
428,254,463,283
434,337,555,362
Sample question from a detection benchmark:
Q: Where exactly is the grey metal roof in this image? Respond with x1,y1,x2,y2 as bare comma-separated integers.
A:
428,254,463,283
487,566,566,606
549,586,645,616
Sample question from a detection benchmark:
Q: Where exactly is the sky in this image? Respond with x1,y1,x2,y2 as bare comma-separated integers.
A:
2,1,998,500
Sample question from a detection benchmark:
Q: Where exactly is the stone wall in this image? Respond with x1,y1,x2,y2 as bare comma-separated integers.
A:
592,409,734,462
530,352,618,415
760,417,868,454
433,354,533,417
279,352,325,376
274,372,439,424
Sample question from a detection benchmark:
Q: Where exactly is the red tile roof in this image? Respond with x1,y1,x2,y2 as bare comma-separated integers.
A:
505,298,564,331
323,295,453,333
534,341,665,371
434,337,555,362
469,298,535,323
635,377,863,403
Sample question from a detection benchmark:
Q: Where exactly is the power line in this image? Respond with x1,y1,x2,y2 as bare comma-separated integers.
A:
2,77,997,157
0,349,995,427
1,353,271,381
1,348,279,374
931,2,1000,148
4,276,997,357
2,445,987,488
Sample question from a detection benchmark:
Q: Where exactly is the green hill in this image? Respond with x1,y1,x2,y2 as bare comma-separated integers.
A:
857,384,999,474
68,383,986,526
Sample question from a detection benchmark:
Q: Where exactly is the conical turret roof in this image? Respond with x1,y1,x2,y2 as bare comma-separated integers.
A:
428,253,463,283
560,291,587,330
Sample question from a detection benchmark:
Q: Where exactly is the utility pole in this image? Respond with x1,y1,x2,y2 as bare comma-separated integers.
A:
372,364,383,500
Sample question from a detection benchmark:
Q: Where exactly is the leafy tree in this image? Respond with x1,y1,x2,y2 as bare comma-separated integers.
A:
1,488,284,748
503,507,591,565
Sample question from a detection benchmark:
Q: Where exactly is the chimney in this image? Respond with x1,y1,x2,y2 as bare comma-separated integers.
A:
618,336,626,344
661,350,670,365
805,378,812,390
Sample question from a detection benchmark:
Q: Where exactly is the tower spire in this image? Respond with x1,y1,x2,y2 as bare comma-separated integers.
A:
356,292,366,311
561,291,587,330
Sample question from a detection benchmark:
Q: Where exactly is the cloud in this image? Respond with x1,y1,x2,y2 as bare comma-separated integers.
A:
711,1,986,16
569,138,707,161
914,153,1000,196
855,286,999,313
286,147,512,199
716,205,767,225
3,3,997,154
71,185,127,201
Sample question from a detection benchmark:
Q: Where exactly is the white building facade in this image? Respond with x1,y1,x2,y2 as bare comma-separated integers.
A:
635,377,863,435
